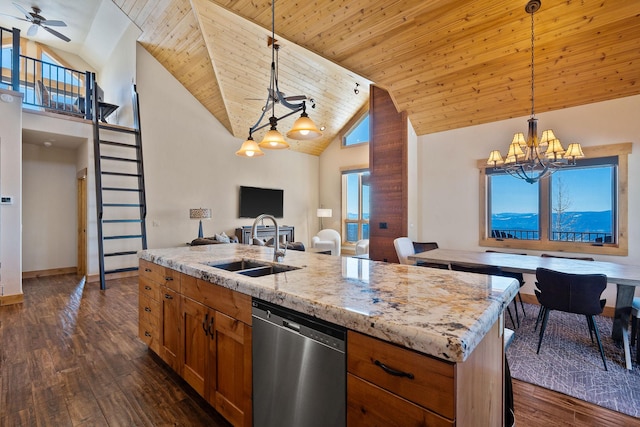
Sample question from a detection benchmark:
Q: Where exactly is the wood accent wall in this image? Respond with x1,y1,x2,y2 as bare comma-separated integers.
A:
368,86,408,263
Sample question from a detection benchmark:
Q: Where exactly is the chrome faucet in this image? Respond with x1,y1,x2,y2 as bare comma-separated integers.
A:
251,214,286,262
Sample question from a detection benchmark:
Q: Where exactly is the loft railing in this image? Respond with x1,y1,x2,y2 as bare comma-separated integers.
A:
491,229,612,243
1,25,96,120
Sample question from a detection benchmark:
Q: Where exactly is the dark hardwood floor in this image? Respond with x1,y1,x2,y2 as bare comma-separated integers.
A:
1,273,638,426
0,274,230,426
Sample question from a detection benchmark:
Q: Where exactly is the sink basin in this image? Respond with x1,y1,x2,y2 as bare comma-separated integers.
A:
205,259,300,277
206,260,267,272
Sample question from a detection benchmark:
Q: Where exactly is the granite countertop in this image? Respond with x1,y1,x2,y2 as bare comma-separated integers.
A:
139,244,519,363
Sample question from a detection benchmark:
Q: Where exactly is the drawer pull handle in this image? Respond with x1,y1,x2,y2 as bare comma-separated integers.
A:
374,360,415,380
145,331,151,337
165,276,174,281
144,307,151,312
164,294,173,300
208,316,215,340
145,268,152,272
144,285,152,291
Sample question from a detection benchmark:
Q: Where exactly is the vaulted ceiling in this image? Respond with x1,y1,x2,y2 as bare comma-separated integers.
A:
5,0,640,155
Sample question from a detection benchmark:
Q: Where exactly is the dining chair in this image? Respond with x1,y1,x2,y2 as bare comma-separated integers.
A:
534,267,608,370
631,297,640,364
412,241,449,269
535,254,596,329
486,250,527,326
393,237,415,265
449,263,517,328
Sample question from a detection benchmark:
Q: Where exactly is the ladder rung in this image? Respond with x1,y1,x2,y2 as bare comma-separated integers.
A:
99,123,138,134
103,203,143,207
101,155,140,163
103,219,143,223
102,187,142,192
100,140,138,148
102,171,142,177
105,267,139,274
104,234,143,240
105,251,139,257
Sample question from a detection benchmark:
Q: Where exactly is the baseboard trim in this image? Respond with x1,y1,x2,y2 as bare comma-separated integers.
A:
22,267,77,279
519,292,615,318
86,270,139,283
0,293,24,306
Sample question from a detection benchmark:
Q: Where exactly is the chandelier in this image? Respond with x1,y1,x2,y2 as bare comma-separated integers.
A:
236,0,322,157
486,0,584,184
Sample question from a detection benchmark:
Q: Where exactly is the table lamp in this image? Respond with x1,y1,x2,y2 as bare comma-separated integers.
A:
317,208,332,229
190,208,211,238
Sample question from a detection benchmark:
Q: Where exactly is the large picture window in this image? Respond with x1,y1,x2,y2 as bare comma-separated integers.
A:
342,169,369,243
479,143,630,255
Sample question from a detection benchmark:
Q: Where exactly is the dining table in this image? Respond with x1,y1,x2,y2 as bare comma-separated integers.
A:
409,248,640,370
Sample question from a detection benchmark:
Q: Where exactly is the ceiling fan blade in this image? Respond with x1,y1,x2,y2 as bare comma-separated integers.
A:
42,19,66,27
42,25,70,42
27,24,38,36
12,2,31,19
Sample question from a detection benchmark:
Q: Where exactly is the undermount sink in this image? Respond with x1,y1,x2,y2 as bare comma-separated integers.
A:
204,259,301,277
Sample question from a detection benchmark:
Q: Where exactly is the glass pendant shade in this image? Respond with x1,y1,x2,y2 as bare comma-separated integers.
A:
259,129,290,149
236,137,264,157
287,114,323,140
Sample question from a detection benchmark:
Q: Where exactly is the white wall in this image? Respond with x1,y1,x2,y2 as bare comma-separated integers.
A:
22,144,77,272
0,89,23,298
136,45,320,250
417,94,640,303
318,135,368,233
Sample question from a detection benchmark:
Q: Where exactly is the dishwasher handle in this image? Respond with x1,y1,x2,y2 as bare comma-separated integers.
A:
283,320,301,333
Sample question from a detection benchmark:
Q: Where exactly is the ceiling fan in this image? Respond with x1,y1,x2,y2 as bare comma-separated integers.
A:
4,3,70,42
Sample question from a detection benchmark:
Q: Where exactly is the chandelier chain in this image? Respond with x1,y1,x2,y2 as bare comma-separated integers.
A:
530,7,535,117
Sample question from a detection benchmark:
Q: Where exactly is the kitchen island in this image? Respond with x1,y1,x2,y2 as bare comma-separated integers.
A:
139,244,519,426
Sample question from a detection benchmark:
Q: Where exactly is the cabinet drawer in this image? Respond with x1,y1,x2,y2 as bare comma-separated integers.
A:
139,276,161,301
139,259,181,291
347,374,453,427
183,278,252,325
139,320,160,354
347,331,455,420
139,294,161,328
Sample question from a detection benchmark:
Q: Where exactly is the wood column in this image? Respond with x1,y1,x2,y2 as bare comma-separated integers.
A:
369,85,408,263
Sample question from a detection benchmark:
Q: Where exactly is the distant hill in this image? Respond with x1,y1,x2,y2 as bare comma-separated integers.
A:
492,211,612,233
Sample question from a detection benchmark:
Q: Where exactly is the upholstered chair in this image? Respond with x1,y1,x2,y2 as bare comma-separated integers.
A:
311,229,341,256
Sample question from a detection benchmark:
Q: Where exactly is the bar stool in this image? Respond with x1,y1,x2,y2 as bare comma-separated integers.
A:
631,297,640,364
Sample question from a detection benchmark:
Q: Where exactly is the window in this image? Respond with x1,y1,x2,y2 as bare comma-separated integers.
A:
342,169,370,243
480,143,630,255
343,113,369,146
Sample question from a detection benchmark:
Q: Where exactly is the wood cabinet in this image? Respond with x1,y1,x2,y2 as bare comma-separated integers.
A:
347,321,504,426
139,259,181,363
139,260,252,427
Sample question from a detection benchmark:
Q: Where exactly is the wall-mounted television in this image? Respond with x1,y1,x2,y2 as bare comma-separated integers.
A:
239,186,284,218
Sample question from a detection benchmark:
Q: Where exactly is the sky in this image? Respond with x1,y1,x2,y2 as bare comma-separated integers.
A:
492,166,614,213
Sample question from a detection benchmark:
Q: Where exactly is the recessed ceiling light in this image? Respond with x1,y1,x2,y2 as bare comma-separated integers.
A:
43,141,52,147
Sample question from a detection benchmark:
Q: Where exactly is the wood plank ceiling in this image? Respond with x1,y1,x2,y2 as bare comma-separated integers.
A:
113,0,640,156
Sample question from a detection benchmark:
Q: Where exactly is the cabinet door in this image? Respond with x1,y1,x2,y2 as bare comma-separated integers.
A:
181,296,209,396
207,311,252,427
160,286,181,372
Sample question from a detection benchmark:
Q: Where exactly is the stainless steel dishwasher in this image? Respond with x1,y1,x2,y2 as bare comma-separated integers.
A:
252,299,346,427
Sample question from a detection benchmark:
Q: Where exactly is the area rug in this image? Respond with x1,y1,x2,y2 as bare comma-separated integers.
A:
506,303,640,418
